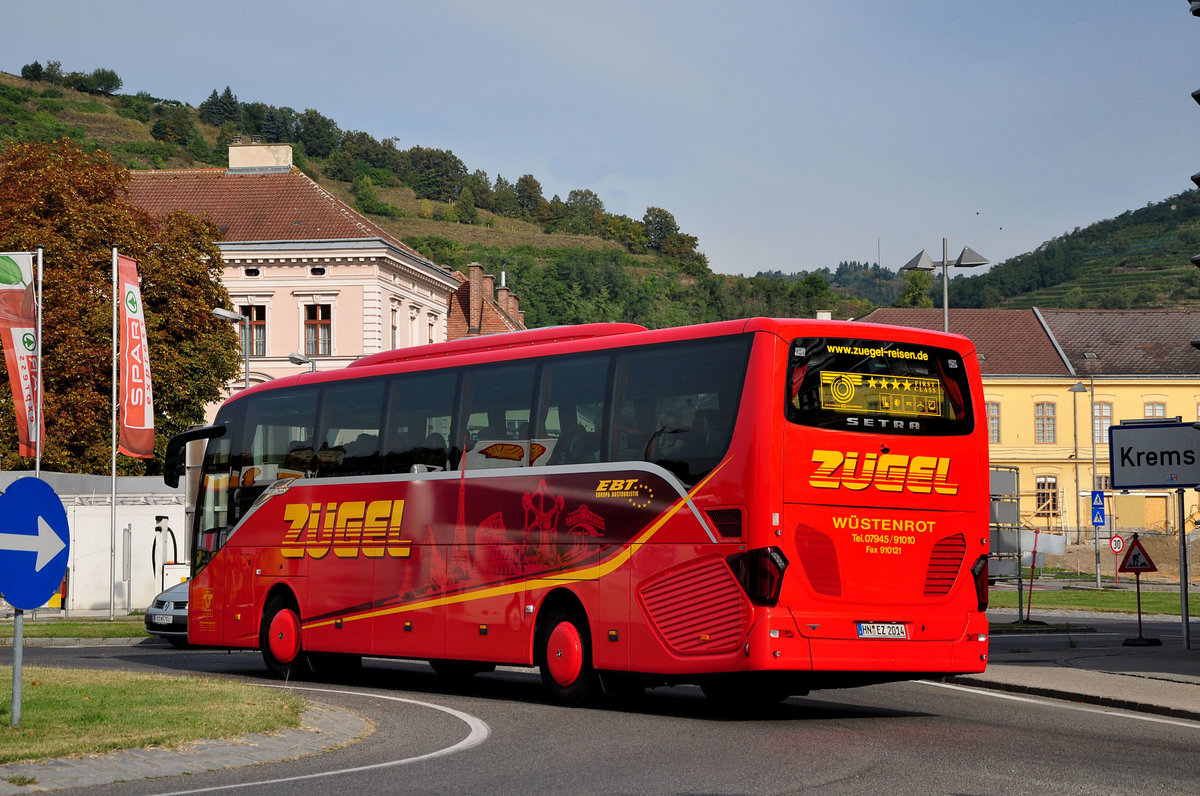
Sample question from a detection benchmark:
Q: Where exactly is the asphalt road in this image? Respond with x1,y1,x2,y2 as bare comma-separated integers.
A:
15,624,1200,796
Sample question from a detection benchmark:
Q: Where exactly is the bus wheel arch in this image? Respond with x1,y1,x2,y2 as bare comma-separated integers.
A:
260,589,310,680
534,590,597,706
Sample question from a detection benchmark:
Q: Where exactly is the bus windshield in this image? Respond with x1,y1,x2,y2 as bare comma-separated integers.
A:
786,337,975,436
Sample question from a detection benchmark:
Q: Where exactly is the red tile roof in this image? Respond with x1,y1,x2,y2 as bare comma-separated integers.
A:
126,168,425,259
1038,309,1200,377
858,308,1071,376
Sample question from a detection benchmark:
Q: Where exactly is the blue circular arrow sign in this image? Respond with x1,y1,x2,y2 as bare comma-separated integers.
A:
0,478,70,610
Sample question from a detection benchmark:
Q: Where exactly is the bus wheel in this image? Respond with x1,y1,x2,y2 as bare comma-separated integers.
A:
260,597,310,680
538,607,596,706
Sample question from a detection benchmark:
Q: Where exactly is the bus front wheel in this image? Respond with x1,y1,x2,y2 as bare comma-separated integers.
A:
260,596,310,680
538,606,596,706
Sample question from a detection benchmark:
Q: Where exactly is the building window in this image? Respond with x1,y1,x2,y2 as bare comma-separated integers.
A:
305,304,331,356
427,317,436,345
238,305,266,357
1035,475,1058,517
1144,401,1166,419
391,305,398,349
1094,474,1111,491
1034,402,1056,444
1093,401,1112,445
985,402,1000,444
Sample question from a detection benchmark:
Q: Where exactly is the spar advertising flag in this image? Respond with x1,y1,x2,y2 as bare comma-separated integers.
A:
117,253,154,458
0,252,41,457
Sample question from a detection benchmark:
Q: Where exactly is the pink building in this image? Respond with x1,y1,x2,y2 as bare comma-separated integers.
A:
127,143,524,397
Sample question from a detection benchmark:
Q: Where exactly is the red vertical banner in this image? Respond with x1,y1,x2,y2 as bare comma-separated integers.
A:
0,252,41,457
117,254,154,458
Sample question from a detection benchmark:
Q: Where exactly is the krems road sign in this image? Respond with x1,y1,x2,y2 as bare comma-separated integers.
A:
1108,421,1200,489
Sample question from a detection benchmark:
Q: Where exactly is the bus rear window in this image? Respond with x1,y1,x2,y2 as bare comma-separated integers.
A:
786,337,974,436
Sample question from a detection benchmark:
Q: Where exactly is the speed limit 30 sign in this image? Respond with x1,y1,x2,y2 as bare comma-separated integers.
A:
1110,535,1124,555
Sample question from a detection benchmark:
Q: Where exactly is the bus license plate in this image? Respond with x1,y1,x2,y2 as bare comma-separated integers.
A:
857,622,906,639
152,615,173,625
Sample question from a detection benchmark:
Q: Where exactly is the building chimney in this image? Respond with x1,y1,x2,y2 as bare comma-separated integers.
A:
496,284,511,317
227,143,294,173
468,263,483,335
483,273,496,305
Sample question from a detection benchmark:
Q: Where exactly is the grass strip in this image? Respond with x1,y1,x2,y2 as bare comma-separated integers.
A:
0,666,302,765
0,618,148,639
988,587,1182,616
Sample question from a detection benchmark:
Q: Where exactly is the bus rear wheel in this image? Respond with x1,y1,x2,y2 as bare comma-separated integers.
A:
260,596,310,680
538,607,596,706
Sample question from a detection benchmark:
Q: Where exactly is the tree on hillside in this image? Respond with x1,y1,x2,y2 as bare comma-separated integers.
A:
199,90,222,125
296,109,341,158
403,146,467,202
0,140,240,474
19,61,44,81
492,174,519,217
260,107,286,142
643,207,680,251
456,185,479,225
515,174,545,219
893,270,934,308
564,189,605,235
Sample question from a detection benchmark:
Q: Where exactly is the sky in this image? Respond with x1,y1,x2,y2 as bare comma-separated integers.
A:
7,1,1200,277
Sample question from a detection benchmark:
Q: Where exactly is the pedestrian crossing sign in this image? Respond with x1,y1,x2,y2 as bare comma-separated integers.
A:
1118,537,1157,573
1092,509,1106,526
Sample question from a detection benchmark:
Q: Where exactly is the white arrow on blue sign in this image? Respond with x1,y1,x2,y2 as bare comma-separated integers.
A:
0,478,70,610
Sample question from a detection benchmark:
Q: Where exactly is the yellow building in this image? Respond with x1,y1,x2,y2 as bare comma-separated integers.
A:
861,308,1200,541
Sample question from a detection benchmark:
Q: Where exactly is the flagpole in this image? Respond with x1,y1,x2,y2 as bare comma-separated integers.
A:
34,247,43,479
110,247,118,621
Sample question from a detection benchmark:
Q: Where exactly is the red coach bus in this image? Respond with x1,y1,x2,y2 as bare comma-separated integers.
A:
165,317,989,706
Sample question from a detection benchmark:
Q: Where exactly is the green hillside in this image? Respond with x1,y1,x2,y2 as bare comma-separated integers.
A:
947,190,1200,310
4,62,1197,323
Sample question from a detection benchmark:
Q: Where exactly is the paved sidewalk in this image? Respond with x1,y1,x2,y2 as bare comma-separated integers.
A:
954,610,1200,720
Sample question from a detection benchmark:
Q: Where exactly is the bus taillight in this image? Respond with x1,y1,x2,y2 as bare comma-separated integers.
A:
729,547,789,606
971,555,989,612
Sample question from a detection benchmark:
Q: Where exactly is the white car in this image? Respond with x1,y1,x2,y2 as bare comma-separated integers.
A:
144,580,189,648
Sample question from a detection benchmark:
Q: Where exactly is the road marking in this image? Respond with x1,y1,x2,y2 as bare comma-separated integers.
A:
922,679,1200,729
154,684,491,795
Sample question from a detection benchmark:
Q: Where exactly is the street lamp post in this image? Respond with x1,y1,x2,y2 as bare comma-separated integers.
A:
213,307,249,389
288,352,317,372
901,237,988,332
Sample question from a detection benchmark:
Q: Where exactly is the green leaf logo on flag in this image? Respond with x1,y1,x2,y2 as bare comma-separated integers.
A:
126,289,138,315
21,332,35,352
0,255,24,286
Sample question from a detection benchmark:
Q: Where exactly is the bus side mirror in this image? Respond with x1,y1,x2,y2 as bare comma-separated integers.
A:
163,425,226,488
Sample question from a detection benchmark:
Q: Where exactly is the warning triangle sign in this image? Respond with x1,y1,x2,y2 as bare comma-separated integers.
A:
1092,493,1105,508
1119,537,1158,573
1092,511,1105,524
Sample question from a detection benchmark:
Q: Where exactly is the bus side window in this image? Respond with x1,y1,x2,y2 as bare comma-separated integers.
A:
458,362,535,470
382,371,457,475
538,354,608,466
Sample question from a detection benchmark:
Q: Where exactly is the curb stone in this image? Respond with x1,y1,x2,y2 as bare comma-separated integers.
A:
0,701,370,793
